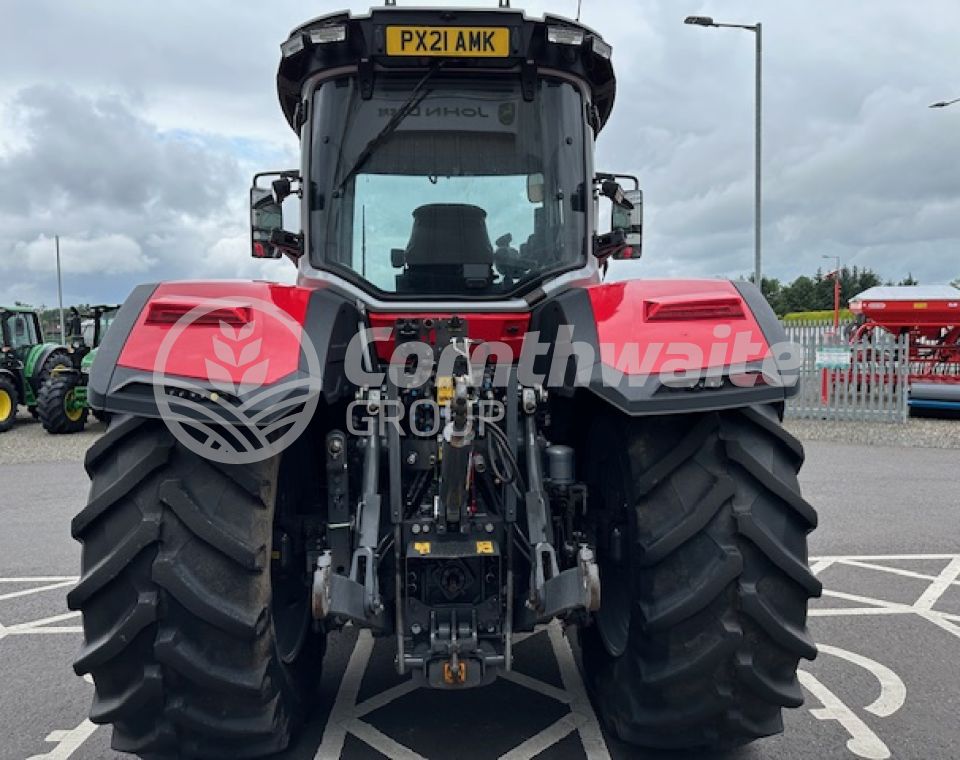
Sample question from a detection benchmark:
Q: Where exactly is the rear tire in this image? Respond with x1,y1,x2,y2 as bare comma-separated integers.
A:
38,374,88,433
68,416,325,758
580,405,820,750
0,376,17,432
37,348,72,386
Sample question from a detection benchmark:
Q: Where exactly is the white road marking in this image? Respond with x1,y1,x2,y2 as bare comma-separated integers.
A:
816,645,906,718
831,559,955,586
811,607,911,618
811,554,960,561
809,559,835,575
501,670,572,704
24,719,98,760
546,624,611,760
316,630,375,760
820,589,917,611
919,611,960,642
1,555,958,758
0,581,76,601
21,657,99,760
799,670,891,760
914,556,960,611
498,715,578,760
347,719,429,760
24,720,98,760
352,679,420,718
3,612,81,635
315,622,610,760
6,627,83,635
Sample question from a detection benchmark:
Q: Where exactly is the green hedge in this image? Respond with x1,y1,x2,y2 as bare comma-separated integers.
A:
782,309,854,323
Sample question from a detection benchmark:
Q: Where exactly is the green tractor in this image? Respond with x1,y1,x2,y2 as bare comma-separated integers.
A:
37,304,119,433
0,306,73,432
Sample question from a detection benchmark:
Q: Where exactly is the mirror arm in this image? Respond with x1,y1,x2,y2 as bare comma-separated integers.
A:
268,229,305,260
272,173,302,204
593,229,627,261
595,172,639,190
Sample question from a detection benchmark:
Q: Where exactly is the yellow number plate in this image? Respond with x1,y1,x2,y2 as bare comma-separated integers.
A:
386,26,510,57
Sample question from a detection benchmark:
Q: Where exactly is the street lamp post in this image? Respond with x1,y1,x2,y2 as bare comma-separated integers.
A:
929,97,960,109
822,255,841,331
55,235,65,341
684,15,763,288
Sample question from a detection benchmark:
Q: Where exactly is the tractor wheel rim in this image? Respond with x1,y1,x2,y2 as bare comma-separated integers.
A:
64,390,83,422
0,389,11,420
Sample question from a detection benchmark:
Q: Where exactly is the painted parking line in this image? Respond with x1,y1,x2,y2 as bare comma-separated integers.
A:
25,720,97,760
3,555,960,760
316,623,612,760
808,554,960,641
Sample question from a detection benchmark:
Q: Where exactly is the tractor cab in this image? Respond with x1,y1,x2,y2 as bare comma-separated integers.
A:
252,6,642,302
74,304,121,357
0,306,72,431
34,304,120,435
0,306,43,363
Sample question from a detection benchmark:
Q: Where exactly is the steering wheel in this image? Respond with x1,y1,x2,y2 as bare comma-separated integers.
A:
494,233,539,280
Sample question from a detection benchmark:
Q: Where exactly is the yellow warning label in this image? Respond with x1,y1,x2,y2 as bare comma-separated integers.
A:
914,302,928,309
436,376,454,405
476,541,494,555
414,542,431,555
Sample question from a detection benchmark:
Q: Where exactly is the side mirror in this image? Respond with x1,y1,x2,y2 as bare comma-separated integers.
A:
610,188,643,260
250,170,302,259
250,186,283,259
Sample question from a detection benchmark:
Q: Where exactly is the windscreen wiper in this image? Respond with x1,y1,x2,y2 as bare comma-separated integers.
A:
334,63,446,194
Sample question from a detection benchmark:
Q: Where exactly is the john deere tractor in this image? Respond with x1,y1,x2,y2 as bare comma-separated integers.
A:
70,6,819,758
37,304,119,433
0,306,72,432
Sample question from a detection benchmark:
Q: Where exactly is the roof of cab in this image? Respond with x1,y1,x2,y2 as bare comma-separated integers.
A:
276,6,615,133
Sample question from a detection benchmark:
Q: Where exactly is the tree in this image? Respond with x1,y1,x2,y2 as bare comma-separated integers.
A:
781,276,817,313
897,273,919,286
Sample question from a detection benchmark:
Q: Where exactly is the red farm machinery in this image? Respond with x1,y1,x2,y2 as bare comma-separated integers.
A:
850,285,960,412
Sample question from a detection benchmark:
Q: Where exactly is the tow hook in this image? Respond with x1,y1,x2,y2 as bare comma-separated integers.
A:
579,545,601,612
443,653,467,685
312,550,332,619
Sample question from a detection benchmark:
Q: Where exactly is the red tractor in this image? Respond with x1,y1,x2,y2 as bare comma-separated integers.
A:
70,6,819,758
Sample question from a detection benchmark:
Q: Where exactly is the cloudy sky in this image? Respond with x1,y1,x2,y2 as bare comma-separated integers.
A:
1,0,958,307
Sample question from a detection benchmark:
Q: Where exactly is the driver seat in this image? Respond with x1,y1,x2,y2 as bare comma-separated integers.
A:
396,204,494,292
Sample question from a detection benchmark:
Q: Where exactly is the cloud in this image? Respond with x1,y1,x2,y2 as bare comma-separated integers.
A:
1,0,959,309
0,86,241,218
17,234,153,275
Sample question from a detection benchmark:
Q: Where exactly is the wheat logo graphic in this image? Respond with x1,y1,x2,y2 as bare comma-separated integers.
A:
152,296,323,464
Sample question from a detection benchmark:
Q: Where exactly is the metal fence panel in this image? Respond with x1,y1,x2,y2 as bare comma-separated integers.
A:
783,320,908,423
